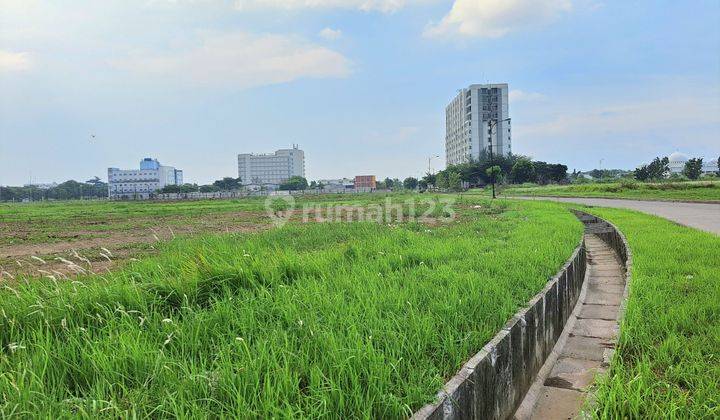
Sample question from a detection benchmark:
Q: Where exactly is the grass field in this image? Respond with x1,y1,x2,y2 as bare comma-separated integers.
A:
491,180,720,202
578,207,720,418
0,194,446,279
0,196,583,418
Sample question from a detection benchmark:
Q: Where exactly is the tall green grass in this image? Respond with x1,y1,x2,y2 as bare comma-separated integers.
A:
584,208,720,418
0,199,581,418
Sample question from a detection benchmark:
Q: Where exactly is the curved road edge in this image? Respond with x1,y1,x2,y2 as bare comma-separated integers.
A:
510,196,720,235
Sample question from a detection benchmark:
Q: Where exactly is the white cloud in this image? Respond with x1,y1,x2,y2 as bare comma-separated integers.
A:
112,31,351,88
319,27,343,40
233,0,414,13
425,0,573,38
509,89,545,102
0,50,32,72
518,94,720,142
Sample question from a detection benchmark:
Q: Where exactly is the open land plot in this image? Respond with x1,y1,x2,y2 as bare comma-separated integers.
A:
0,196,582,418
0,194,426,279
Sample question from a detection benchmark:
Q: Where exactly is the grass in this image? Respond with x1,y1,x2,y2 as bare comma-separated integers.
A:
491,180,720,202
579,207,720,419
0,197,582,418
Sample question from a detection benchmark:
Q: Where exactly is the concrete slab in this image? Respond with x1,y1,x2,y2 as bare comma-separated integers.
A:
529,386,585,420
584,291,623,306
545,357,604,391
561,335,611,361
573,319,619,340
578,304,620,321
587,283,625,295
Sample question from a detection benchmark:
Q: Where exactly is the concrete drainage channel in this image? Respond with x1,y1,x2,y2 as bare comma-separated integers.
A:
411,211,631,420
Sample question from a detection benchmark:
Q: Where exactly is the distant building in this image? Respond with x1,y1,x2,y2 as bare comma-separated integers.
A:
108,158,183,199
318,178,354,192
668,152,719,175
354,175,376,191
445,83,511,166
238,146,305,186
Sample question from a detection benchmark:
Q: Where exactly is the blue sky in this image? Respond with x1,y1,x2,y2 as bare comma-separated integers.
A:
1,0,719,185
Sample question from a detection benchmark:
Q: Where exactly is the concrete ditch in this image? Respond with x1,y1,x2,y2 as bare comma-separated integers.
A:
411,211,631,420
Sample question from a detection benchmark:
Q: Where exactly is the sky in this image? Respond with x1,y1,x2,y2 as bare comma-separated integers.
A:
1,0,719,185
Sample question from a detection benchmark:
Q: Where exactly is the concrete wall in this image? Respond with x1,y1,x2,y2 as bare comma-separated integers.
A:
412,239,587,420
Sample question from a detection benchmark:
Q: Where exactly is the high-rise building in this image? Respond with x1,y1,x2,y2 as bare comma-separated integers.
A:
445,83,511,166
108,158,183,199
237,146,305,186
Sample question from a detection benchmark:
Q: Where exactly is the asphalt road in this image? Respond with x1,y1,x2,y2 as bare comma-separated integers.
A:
516,197,720,235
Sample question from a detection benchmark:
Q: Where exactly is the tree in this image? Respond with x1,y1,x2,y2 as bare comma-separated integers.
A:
448,172,462,192
421,173,436,189
159,184,198,194
435,172,448,189
510,158,536,184
683,158,703,180
309,180,317,189
280,176,308,191
384,177,394,190
717,156,720,176
634,165,650,181
403,177,418,190
199,184,220,193
646,156,670,179
213,177,242,190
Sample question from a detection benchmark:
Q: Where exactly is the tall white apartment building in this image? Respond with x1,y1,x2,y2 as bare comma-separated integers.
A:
108,158,183,199
445,83,511,166
238,146,305,185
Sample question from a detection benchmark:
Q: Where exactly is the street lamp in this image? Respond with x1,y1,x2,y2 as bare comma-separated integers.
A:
428,155,440,175
487,117,511,199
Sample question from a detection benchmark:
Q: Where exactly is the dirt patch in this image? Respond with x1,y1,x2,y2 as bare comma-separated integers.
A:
0,211,269,280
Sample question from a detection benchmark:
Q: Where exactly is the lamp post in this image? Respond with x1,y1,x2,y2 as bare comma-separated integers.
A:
487,117,511,199
428,155,440,175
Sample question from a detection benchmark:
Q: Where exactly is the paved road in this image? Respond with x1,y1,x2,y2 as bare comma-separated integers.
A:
516,197,720,235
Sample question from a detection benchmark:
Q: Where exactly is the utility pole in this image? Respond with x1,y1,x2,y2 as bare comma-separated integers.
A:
428,155,440,175
487,117,511,199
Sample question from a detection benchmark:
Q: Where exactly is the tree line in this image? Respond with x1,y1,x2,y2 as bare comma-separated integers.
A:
634,155,720,181
0,177,108,202
418,152,568,192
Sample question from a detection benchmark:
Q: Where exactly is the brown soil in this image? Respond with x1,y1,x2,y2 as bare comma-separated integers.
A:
0,211,269,280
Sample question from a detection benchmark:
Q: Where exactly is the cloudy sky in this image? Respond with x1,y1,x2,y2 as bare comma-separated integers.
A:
1,0,719,185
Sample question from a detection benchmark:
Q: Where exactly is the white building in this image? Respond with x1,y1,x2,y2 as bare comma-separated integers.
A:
238,146,305,186
445,83,512,166
668,152,719,175
108,158,183,199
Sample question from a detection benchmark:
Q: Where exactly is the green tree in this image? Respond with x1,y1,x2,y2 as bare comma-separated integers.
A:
199,184,220,193
683,158,703,180
447,172,462,192
280,176,308,191
634,165,650,181
717,156,720,176
384,177,394,190
646,156,670,179
213,177,242,190
510,158,536,184
435,172,448,189
403,177,418,190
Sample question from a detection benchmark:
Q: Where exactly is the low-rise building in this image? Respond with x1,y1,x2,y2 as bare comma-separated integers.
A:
354,175,376,192
108,158,183,199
